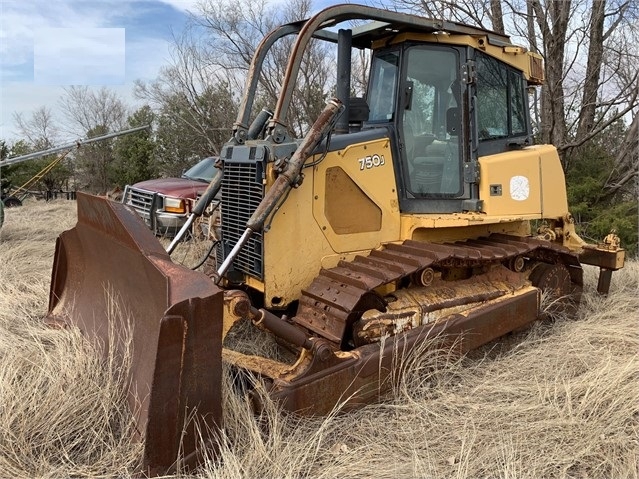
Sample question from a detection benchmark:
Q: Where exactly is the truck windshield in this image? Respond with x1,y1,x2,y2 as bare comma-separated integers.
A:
182,157,217,182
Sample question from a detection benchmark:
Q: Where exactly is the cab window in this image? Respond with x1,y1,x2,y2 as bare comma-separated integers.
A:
368,51,400,122
476,52,528,141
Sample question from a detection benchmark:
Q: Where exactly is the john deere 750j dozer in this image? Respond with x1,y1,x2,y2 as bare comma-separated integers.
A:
46,4,625,475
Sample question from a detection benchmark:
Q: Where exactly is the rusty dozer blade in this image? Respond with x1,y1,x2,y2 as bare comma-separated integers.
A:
47,192,223,476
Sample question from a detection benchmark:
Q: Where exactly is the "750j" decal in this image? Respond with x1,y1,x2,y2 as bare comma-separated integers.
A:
358,154,386,170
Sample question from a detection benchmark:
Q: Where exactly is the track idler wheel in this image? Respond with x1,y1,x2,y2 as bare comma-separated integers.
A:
529,263,581,317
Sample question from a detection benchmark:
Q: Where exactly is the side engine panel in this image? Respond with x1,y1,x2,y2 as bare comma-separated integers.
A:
312,137,401,253
479,144,569,218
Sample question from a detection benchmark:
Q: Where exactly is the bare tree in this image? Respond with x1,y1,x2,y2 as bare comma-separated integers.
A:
12,106,59,149
351,48,371,96
576,0,606,141
9,106,68,193
59,86,128,134
604,113,638,199
58,87,129,193
134,24,237,162
195,0,334,136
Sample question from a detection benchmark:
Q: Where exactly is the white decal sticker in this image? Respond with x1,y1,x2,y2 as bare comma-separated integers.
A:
358,154,385,170
510,175,530,201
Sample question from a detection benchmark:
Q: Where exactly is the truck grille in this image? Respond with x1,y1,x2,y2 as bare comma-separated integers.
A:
122,186,159,221
217,154,265,279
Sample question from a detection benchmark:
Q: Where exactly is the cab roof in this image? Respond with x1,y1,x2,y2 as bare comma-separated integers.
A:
289,4,513,50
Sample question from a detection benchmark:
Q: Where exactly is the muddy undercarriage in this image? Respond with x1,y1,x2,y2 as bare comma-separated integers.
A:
220,234,583,414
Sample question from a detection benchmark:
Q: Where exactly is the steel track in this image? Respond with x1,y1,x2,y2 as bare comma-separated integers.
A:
293,234,583,346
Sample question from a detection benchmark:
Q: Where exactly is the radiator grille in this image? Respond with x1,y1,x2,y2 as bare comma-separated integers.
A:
217,159,265,279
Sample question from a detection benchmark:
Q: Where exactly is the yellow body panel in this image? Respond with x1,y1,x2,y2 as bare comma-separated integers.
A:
479,145,568,217
259,161,335,307
312,138,400,252
259,138,400,308
256,140,570,308
374,32,542,84
536,146,571,218
401,215,532,243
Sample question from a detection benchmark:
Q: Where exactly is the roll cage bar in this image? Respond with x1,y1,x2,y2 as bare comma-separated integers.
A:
231,3,513,144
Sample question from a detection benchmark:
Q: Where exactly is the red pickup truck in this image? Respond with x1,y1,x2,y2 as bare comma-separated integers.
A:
122,157,218,236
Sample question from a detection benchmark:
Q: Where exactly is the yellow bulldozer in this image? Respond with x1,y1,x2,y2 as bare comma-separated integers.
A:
46,4,625,475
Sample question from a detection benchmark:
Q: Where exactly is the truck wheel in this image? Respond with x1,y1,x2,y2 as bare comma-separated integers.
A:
3,196,22,208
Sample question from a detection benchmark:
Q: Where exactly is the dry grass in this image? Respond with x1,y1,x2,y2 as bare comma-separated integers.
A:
0,198,637,478
0,199,140,477
159,233,214,271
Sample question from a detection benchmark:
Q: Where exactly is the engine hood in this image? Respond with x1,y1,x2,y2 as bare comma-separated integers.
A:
132,177,208,199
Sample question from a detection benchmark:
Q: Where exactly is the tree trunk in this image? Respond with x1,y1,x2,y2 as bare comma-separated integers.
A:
603,113,639,199
532,0,571,155
526,1,538,53
490,0,505,34
575,0,606,148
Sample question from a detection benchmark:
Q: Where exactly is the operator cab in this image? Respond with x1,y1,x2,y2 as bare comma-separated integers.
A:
365,40,532,214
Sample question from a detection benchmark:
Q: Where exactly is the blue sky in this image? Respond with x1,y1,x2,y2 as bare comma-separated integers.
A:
0,0,197,141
